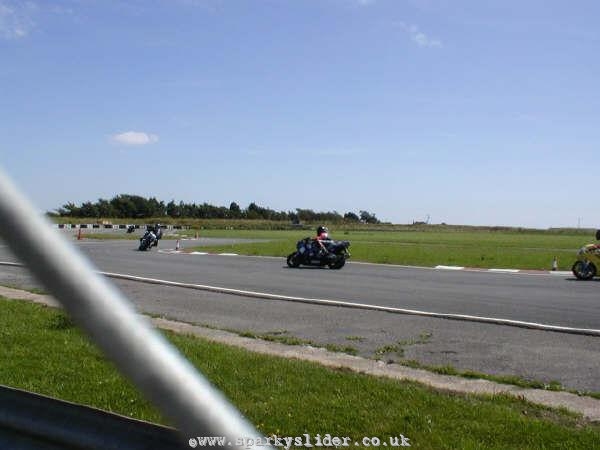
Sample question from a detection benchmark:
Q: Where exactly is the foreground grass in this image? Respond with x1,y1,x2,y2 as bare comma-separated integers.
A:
184,228,590,270
2,297,600,448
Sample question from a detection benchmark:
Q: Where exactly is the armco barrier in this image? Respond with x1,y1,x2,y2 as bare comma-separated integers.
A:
0,385,181,450
54,223,189,230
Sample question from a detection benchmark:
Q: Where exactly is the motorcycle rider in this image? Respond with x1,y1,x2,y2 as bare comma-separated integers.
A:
313,225,330,256
140,226,156,249
141,223,162,248
153,223,163,247
287,226,349,269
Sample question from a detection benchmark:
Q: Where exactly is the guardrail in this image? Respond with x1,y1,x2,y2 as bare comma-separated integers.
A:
0,385,181,449
53,224,191,230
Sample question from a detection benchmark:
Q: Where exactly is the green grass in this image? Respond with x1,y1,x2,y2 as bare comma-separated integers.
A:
2,296,600,448
237,329,359,355
57,218,595,270
345,335,366,342
374,333,434,361
184,228,590,270
0,299,163,423
400,360,567,392
151,318,587,397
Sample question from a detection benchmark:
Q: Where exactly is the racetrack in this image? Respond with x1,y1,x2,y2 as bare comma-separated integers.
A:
67,239,600,330
1,237,600,392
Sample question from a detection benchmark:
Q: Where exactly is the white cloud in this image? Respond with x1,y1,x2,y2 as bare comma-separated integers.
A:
111,131,159,146
399,22,442,48
0,1,36,40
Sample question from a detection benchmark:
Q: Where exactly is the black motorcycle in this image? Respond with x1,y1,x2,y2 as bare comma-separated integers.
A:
286,238,350,270
139,230,157,251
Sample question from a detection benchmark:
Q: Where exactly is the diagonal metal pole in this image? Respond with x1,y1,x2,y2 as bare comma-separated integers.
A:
0,168,270,449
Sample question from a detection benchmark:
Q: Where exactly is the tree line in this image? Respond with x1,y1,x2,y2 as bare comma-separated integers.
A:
51,194,380,224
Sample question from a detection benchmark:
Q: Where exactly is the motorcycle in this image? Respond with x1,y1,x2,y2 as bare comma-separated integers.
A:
572,230,600,280
572,245,600,280
286,237,351,270
139,230,157,251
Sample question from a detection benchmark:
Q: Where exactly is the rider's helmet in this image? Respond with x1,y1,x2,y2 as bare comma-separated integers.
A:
316,226,329,238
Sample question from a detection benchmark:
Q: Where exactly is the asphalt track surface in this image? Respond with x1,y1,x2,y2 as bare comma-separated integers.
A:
1,237,600,392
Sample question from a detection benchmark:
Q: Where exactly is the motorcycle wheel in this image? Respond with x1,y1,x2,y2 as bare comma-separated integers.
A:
287,253,301,268
328,258,346,270
572,261,596,280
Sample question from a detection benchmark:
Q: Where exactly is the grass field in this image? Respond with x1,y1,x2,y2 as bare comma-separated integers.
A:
2,296,600,449
179,228,592,271
58,218,597,270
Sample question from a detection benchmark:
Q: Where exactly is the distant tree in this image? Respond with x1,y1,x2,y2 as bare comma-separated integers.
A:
229,202,241,218
296,208,316,222
110,195,137,218
97,198,116,217
79,201,99,218
166,200,182,217
146,197,166,217
58,202,81,217
318,211,343,223
244,202,259,220
344,212,360,222
360,210,380,224
53,195,375,223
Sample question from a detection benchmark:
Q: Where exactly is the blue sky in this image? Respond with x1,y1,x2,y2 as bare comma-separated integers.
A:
1,0,599,228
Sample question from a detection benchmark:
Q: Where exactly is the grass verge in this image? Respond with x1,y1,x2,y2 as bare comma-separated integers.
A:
149,315,600,399
182,228,589,271
62,221,592,270
2,296,600,448
237,329,359,355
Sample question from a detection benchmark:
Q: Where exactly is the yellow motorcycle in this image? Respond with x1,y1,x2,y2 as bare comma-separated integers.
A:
572,230,600,280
